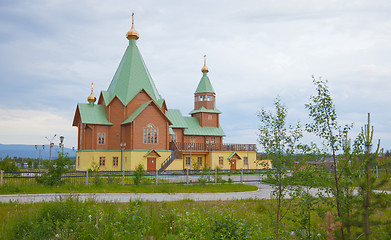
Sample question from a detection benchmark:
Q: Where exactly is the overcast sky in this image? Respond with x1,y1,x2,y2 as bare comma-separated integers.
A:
0,0,390,152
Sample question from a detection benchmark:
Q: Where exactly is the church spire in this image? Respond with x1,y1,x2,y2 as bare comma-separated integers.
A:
106,14,163,106
195,54,214,94
126,12,139,40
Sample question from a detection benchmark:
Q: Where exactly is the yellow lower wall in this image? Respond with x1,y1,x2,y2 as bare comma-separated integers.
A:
76,150,171,171
76,150,270,171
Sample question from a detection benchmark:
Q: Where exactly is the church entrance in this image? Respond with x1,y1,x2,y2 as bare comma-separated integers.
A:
147,157,156,172
230,159,236,170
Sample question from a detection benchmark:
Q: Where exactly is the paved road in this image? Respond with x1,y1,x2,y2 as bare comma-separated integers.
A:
0,183,319,203
1,184,389,203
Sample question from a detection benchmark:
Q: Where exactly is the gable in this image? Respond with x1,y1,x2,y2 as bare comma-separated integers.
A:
122,100,172,126
97,92,105,105
144,149,161,157
72,106,81,126
125,89,153,117
106,95,125,108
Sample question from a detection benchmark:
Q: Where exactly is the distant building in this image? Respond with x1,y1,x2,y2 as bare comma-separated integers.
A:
72,14,267,172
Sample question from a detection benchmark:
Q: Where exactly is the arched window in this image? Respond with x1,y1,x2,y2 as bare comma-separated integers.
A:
143,124,158,144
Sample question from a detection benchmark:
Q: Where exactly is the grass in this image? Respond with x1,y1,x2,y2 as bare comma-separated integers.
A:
0,197,390,239
0,183,258,195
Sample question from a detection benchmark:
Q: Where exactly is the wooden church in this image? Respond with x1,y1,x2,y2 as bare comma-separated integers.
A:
72,14,264,172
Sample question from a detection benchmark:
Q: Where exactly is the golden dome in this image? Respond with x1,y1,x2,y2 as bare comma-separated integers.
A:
87,82,96,103
201,54,209,73
126,12,139,40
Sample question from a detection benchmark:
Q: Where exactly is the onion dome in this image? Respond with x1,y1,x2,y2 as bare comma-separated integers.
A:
126,12,139,40
201,54,209,73
87,82,96,103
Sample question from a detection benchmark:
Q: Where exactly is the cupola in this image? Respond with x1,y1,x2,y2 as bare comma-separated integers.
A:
126,12,139,40
87,82,96,104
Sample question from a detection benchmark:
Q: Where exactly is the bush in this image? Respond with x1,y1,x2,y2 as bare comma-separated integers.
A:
134,163,145,185
198,176,207,185
36,153,70,186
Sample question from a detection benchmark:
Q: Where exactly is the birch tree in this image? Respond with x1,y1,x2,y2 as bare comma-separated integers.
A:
258,98,302,239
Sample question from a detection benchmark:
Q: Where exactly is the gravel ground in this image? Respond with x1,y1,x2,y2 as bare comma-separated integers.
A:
0,183,388,203
0,183,319,203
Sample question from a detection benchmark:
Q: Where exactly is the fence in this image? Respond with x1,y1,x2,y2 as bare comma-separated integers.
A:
0,169,267,186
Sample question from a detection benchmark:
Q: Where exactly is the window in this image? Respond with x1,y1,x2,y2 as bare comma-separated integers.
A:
190,136,195,143
208,115,212,120
207,96,213,101
211,137,215,144
219,157,223,166
113,157,119,167
99,157,105,167
206,138,209,145
185,157,191,166
77,156,80,168
143,124,158,144
98,133,105,145
197,157,203,166
199,95,206,101
244,157,249,166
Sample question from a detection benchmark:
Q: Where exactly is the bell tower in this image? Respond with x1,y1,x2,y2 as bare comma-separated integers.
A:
190,55,221,127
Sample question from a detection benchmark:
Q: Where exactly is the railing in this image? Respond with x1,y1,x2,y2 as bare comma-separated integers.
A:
159,153,176,174
170,142,256,152
0,169,269,186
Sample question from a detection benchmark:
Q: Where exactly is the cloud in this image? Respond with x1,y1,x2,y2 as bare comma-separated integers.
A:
0,0,390,150
0,106,77,147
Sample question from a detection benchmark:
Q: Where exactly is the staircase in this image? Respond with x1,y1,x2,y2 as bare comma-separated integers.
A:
158,142,182,173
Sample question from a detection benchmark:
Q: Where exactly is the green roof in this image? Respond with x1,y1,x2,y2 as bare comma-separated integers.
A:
105,39,163,105
195,72,215,94
228,152,242,160
183,117,225,136
77,103,113,125
166,109,188,128
189,106,222,115
144,149,161,157
122,100,152,125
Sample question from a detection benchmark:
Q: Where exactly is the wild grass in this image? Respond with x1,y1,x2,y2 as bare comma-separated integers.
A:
0,182,257,195
1,197,389,239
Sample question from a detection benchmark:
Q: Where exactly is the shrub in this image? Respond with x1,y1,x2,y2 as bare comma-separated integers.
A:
36,153,69,186
134,163,145,185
